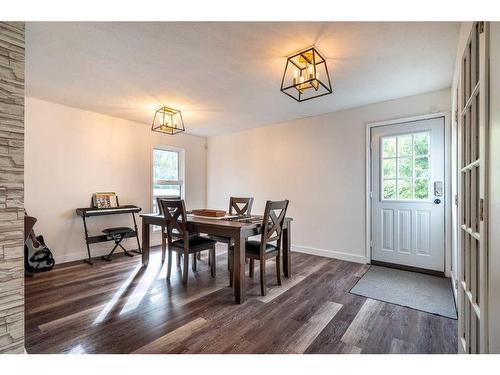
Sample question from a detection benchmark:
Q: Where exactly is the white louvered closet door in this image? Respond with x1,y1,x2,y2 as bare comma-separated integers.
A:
457,21,489,354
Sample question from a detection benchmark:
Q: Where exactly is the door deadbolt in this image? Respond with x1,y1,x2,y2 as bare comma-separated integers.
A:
434,181,443,197
434,199,441,204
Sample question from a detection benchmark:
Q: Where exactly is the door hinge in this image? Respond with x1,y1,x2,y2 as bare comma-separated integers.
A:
479,21,485,34
454,279,458,290
455,110,458,123
370,191,373,199
455,194,458,206
370,240,373,248
479,198,485,221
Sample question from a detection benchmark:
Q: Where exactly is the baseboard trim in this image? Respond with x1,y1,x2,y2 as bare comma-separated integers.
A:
56,238,162,264
56,247,128,264
57,241,367,265
292,244,368,264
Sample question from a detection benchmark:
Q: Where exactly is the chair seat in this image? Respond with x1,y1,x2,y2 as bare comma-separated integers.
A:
208,234,232,244
103,227,134,236
171,235,216,252
230,240,277,256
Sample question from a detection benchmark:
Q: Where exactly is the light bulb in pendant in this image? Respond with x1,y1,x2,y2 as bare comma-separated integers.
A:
293,69,299,86
308,64,314,80
312,70,320,90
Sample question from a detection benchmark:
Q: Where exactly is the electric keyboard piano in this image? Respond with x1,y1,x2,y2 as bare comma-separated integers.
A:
76,204,142,265
76,205,142,217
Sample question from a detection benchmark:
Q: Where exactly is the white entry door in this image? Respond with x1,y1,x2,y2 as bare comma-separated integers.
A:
371,117,445,272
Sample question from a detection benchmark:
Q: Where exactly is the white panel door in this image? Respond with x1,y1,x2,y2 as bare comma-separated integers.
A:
371,117,445,271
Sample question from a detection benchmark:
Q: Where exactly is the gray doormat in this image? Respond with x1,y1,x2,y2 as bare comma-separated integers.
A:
350,266,457,319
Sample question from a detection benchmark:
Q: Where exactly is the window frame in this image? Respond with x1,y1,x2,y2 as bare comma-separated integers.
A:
151,144,185,217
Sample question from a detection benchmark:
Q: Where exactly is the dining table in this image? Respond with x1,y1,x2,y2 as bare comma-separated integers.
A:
140,213,293,303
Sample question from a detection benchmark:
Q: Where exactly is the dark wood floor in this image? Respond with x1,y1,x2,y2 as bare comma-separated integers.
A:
25,246,457,354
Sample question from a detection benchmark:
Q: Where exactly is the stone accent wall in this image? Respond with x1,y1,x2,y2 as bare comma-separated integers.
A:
0,22,25,354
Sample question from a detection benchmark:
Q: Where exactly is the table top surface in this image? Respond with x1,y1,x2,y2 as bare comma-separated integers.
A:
140,212,292,229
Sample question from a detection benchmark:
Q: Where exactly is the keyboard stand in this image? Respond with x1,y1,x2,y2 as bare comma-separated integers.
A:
76,204,142,265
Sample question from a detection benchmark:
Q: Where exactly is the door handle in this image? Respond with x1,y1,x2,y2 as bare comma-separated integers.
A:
434,199,441,204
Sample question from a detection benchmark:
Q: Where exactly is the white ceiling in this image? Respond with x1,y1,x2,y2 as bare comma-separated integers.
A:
26,22,459,137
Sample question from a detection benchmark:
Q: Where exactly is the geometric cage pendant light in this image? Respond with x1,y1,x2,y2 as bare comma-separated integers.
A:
151,106,185,135
280,46,333,102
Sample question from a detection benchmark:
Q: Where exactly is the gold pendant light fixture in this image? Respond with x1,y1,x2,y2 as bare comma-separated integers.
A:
280,46,332,102
151,106,185,135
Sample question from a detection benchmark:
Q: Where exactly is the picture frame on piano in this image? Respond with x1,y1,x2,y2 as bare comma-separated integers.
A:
92,192,119,209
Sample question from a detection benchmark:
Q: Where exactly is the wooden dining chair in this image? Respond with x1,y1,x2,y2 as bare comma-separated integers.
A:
229,199,289,296
228,197,254,217
157,197,183,267
159,198,217,286
206,197,254,269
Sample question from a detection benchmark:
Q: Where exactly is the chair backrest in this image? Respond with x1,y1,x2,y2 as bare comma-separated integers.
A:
260,200,289,252
229,197,254,216
156,196,181,215
159,198,188,244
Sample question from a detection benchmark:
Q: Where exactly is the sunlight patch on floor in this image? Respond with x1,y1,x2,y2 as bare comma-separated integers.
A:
67,344,86,354
93,265,142,325
119,262,165,315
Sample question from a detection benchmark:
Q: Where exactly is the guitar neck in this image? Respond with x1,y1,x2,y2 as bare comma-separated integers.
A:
28,230,39,246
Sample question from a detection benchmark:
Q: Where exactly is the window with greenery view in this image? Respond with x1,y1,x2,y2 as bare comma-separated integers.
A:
381,132,430,200
152,148,182,215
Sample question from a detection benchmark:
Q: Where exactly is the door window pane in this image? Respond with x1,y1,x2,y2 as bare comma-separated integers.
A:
383,180,397,200
398,179,412,200
383,138,396,157
415,156,429,178
414,133,429,156
398,135,412,156
381,132,430,201
383,159,396,179
414,179,430,200
398,157,412,179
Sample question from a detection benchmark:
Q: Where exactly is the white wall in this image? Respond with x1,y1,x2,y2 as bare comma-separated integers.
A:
25,97,207,263
488,21,500,353
207,89,451,263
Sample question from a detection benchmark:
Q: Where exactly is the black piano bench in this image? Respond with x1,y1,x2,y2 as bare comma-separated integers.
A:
102,227,135,261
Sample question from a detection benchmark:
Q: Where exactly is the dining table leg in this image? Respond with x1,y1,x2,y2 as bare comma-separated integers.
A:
282,222,291,278
141,220,150,266
233,230,246,304
160,225,166,263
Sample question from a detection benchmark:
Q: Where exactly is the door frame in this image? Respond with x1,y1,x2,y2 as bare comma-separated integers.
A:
365,111,452,276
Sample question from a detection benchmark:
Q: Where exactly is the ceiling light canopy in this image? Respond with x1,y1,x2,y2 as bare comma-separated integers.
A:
280,46,332,102
151,106,185,135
